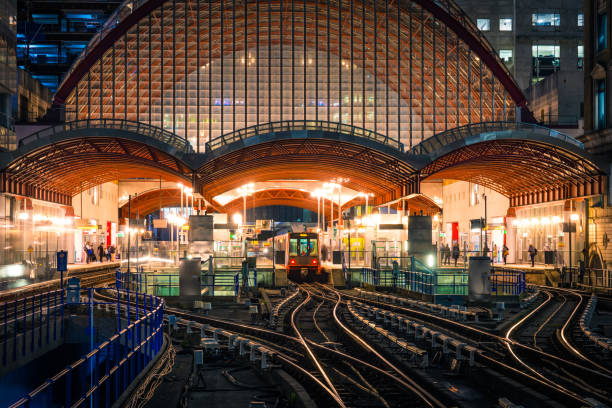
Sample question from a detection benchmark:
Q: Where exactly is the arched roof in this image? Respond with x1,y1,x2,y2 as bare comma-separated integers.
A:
0,121,193,196
55,0,530,153
416,123,604,198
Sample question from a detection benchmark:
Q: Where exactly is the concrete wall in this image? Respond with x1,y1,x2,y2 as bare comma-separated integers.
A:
0,320,64,377
441,181,509,243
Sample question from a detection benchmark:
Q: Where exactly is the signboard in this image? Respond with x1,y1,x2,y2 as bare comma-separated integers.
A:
56,250,68,272
106,221,112,247
66,277,81,304
189,215,214,241
562,222,577,233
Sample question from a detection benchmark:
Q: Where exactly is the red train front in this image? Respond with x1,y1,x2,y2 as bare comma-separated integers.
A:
274,232,325,282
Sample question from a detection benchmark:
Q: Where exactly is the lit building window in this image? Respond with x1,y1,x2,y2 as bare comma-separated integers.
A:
499,49,513,64
577,13,584,27
477,18,490,31
577,45,584,70
532,44,560,78
596,80,606,129
532,13,560,27
499,18,512,31
598,13,607,52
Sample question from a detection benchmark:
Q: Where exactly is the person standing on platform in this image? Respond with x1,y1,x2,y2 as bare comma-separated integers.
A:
528,244,537,267
502,245,509,265
492,244,498,264
98,243,105,263
452,243,460,267
444,243,451,265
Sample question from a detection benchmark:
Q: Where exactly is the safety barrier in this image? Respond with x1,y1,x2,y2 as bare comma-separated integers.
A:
360,267,468,296
0,289,64,366
361,267,525,297
9,288,164,407
490,270,526,296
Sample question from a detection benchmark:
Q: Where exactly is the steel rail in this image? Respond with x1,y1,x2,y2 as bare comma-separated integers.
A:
100,288,446,406
322,286,445,408
0,269,117,302
532,292,566,350
323,284,594,406
290,290,346,407
549,287,612,377
322,283,612,381
504,290,585,399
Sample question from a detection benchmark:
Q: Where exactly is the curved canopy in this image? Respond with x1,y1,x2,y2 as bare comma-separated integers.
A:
417,124,604,198
57,0,528,153
196,136,418,204
0,131,193,196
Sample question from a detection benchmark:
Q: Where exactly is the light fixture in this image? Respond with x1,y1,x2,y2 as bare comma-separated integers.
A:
232,213,243,226
570,213,580,221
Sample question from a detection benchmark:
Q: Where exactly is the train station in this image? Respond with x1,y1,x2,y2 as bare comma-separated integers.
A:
1,0,611,406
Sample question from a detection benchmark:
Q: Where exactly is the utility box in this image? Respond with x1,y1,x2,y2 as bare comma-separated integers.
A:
189,215,214,242
66,277,81,304
179,258,202,298
468,256,491,302
407,216,432,260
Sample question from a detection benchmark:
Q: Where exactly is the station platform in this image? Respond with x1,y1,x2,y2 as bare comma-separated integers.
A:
51,261,121,279
439,263,558,285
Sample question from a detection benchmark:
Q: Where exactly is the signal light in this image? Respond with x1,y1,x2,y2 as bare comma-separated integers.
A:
290,259,296,265
312,259,318,264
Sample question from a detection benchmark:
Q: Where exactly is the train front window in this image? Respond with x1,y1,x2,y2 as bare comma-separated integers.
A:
308,239,318,256
299,239,309,256
289,239,298,256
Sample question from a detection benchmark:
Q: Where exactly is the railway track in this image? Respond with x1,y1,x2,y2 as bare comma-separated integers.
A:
291,285,439,407
313,283,612,407
0,267,117,302
93,283,612,407
94,288,441,408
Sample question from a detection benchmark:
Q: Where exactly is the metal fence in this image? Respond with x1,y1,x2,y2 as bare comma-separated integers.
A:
9,288,164,407
361,265,525,297
490,269,526,296
1,289,64,366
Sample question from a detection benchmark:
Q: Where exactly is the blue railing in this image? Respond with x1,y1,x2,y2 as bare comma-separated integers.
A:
1,289,64,367
490,269,526,296
9,288,164,407
362,266,525,297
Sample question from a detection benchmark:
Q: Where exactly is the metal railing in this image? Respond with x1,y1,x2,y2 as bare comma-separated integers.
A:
361,264,525,297
1,289,64,367
205,120,404,152
18,119,195,154
490,269,526,296
9,288,164,407
411,121,583,155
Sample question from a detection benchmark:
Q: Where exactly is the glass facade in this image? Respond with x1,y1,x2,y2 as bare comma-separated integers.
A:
63,0,517,152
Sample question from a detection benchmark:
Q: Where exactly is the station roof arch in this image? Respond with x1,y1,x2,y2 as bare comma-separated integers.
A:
53,0,532,154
